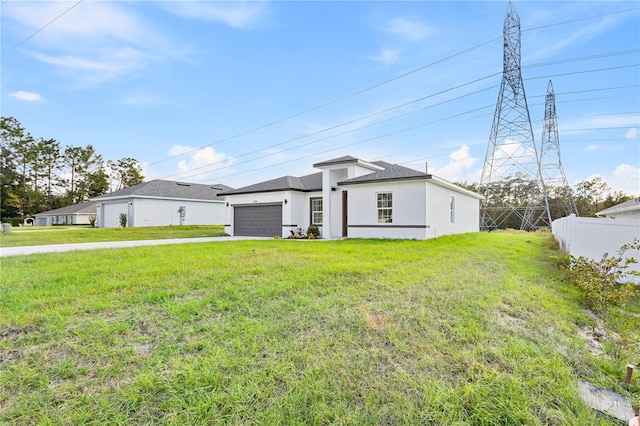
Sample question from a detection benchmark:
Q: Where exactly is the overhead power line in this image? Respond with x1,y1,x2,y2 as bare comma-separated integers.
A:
1,0,84,57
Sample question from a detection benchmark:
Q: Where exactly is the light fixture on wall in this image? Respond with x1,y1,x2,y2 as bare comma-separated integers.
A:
226,202,229,207
284,198,288,205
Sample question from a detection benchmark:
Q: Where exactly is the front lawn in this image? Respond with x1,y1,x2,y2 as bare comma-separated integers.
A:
0,225,226,247
1,233,637,424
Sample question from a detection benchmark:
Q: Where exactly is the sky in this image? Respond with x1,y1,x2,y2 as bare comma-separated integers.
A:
2,1,639,195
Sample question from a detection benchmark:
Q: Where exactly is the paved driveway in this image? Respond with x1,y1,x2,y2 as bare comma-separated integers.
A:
0,236,270,257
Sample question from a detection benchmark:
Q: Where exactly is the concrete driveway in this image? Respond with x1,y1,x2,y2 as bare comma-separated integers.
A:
0,236,270,257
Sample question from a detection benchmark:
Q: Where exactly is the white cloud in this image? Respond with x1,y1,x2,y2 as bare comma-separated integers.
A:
367,47,402,66
9,91,43,102
385,17,435,42
609,164,640,196
3,2,175,86
167,145,235,182
625,128,638,139
432,145,478,182
159,2,268,29
585,144,600,151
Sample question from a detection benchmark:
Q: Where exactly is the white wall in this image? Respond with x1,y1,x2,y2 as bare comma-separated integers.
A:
602,210,640,220
552,214,640,279
98,198,224,228
131,198,224,227
346,181,429,239
425,181,480,237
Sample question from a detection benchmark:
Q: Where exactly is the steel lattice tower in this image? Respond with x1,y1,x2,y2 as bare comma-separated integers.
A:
539,80,578,219
480,3,550,231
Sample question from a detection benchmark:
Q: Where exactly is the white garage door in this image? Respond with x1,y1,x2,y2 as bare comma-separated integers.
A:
234,204,282,237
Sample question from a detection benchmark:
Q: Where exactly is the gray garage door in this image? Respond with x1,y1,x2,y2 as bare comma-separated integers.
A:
234,204,282,237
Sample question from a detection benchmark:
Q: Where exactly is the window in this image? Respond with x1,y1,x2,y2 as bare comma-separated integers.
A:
450,196,456,224
377,192,392,223
310,197,323,225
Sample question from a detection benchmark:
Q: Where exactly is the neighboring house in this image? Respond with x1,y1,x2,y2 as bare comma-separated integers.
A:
220,155,483,239
595,197,640,220
91,180,231,228
34,201,97,226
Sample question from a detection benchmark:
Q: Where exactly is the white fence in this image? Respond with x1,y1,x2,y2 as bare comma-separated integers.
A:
552,214,640,278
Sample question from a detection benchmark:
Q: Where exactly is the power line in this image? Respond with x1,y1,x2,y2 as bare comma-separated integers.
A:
1,0,84,57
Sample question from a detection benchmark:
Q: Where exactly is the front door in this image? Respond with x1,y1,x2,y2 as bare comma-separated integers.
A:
342,191,348,237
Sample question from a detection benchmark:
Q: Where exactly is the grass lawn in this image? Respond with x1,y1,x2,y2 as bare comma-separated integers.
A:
0,225,227,247
1,232,638,424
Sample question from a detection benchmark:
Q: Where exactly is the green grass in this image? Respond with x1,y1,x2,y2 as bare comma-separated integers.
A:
0,225,227,247
1,233,638,425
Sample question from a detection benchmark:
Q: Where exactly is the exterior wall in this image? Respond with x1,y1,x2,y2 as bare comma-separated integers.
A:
346,181,430,239
322,168,348,238
97,198,224,228
552,214,640,280
425,182,480,237
34,213,94,226
130,198,224,227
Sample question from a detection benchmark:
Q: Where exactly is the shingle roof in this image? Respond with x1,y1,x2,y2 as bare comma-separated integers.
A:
596,197,640,216
35,201,97,217
219,172,322,195
337,161,430,185
91,180,232,201
312,155,360,168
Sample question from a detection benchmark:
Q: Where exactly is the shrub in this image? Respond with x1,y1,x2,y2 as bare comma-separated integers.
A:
307,224,320,239
565,238,640,316
88,215,97,227
119,213,128,228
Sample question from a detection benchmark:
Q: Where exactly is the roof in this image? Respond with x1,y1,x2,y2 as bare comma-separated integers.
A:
35,201,96,217
219,172,322,195
596,197,640,216
337,161,430,185
312,155,359,167
91,180,232,201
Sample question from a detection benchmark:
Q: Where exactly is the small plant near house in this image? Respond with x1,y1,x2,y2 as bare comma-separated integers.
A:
307,224,320,239
88,215,97,228
289,227,306,239
119,213,127,228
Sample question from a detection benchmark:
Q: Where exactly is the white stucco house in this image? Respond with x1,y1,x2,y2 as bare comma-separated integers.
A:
595,197,640,220
91,180,231,228
34,201,97,226
220,155,483,239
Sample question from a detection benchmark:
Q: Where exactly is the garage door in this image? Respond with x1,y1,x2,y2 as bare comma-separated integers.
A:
234,204,282,237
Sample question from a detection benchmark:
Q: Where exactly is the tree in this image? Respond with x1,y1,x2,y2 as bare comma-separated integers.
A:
107,157,145,190
35,138,62,211
574,177,610,217
63,145,105,204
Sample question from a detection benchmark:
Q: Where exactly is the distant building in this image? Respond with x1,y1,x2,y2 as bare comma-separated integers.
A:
91,180,231,228
34,201,97,226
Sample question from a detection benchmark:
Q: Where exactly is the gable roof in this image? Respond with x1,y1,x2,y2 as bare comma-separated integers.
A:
596,197,640,216
219,172,322,195
338,161,430,185
91,180,232,201
35,201,96,217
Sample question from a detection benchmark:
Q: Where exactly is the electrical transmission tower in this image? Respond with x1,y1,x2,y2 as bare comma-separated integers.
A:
539,80,578,219
480,3,550,231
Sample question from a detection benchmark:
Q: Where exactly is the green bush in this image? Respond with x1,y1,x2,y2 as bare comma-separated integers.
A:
119,213,127,228
565,238,640,315
307,224,320,239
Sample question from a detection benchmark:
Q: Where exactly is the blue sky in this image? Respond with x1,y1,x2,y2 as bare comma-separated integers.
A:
2,1,639,195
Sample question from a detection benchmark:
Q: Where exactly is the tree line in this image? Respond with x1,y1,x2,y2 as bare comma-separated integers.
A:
457,175,633,230
1,116,145,222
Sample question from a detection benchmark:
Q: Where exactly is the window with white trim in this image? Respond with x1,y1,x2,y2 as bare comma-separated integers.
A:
310,197,323,225
377,192,392,223
450,196,456,224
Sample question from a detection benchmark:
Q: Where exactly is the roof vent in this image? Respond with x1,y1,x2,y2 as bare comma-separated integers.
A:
176,182,191,187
